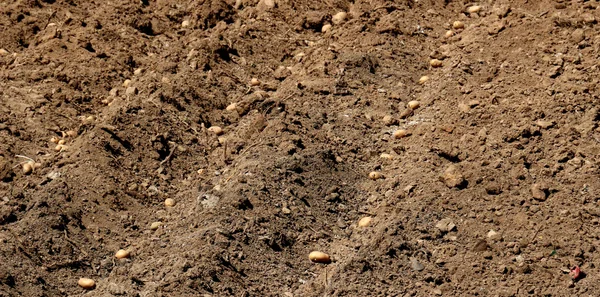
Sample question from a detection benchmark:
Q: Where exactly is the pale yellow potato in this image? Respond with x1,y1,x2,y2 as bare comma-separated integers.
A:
369,171,383,180
358,216,373,227
22,163,33,174
393,129,411,139
164,198,176,207
332,12,347,25
115,249,131,259
309,251,331,263
250,78,260,86
408,100,420,109
430,59,443,68
208,126,224,136
78,278,95,290
452,21,465,29
419,76,429,84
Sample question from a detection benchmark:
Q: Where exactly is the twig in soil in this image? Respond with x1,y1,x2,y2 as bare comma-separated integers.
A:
160,141,176,165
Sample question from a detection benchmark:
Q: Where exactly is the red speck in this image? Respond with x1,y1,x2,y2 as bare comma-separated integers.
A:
570,266,581,280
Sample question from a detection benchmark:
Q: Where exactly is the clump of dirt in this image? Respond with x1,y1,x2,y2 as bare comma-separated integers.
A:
2,0,600,296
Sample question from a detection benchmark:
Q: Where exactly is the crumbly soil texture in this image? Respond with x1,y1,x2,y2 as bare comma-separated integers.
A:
2,0,600,296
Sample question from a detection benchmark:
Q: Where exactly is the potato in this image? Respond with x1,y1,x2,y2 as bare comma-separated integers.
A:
445,30,454,38
78,278,95,290
226,103,238,111
55,144,67,152
321,24,332,33
380,153,393,160
393,129,411,139
164,198,176,207
181,20,191,28
122,79,132,87
208,126,224,136
150,221,161,230
369,171,383,180
452,21,465,29
250,78,260,86
407,100,420,110
429,59,443,68
309,251,331,264
50,136,59,144
134,68,143,76
22,162,33,174
115,249,131,259
332,12,347,25
58,139,66,145
419,76,429,84
358,216,372,227
66,130,78,137
467,5,481,14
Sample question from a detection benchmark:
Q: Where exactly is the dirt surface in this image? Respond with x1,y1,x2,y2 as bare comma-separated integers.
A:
2,0,600,296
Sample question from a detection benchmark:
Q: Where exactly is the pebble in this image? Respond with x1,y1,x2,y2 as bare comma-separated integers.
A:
380,153,393,160
125,86,138,95
487,230,501,241
531,183,547,201
122,79,132,87
419,76,429,84
0,49,9,55
226,103,238,111
181,20,191,28
410,257,425,271
435,218,456,232
535,120,554,129
440,165,466,188
382,115,397,126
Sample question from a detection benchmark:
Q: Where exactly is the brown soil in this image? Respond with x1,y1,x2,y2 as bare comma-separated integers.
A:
2,0,600,296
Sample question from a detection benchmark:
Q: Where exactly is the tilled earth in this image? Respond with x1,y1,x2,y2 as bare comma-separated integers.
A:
2,0,600,296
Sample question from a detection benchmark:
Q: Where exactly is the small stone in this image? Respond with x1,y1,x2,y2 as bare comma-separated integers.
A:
133,68,143,76
332,12,347,25
262,0,275,9
382,115,397,126
487,230,501,241
535,120,554,129
582,13,595,24
281,207,291,214
0,49,9,55
435,218,456,232
440,165,466,189
109,88,119,97
419,76,429,84
571,29,585,44
122,79,132,87
458,103,470,112
274,66,291,80
125,86,138,95
531,183,548,201
410,257,425,271
473,239,488,251
181,20,191,28
433,288,442,295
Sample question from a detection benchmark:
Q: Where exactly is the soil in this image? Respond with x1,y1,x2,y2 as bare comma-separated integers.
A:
2,0,600,296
